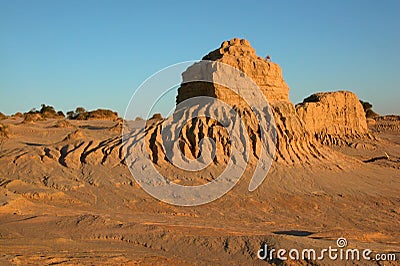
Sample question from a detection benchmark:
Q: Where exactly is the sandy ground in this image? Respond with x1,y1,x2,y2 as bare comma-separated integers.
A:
0,118,399,265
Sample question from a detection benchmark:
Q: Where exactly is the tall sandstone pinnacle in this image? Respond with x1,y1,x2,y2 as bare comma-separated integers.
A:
177,38,290,105
176,38,327,164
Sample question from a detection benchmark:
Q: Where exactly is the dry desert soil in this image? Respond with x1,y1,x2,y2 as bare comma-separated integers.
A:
0,117,399,265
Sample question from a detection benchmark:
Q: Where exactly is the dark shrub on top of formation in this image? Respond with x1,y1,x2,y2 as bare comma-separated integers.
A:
22,104,65,122
39,104,65,119
67,107,86,120
39,104,56,114
360,100,379,118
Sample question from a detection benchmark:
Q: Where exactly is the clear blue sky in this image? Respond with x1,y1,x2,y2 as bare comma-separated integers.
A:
1,0,399,116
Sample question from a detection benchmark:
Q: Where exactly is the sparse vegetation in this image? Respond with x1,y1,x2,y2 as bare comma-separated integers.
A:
66,111,75,119
22,104,65,122
40,104,56,115
75,107,86,114
57,111,65,117
39,104,65,119
67,107,87,119
360,100,379,118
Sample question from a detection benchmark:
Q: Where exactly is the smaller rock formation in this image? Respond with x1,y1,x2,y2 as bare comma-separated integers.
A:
0,112,7,120
77,109,118,121
22,112,45,123
296,91,369,145
67,108,119,121
372,115,400,132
